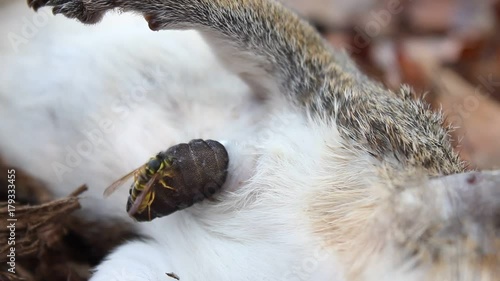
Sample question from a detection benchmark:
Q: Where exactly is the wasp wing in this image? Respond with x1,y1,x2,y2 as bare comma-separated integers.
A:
103,169,138,197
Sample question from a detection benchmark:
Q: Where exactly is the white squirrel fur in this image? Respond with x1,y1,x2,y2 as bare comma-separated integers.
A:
1,2,498,281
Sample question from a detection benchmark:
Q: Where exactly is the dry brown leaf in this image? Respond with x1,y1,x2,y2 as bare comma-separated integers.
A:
432,69,500,169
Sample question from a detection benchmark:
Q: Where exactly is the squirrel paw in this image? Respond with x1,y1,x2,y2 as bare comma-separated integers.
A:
27,0,115,24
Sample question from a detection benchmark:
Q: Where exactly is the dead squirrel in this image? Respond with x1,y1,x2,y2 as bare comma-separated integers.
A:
22,0,498,281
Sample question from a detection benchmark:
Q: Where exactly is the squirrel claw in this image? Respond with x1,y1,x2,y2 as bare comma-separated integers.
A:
144,14,162,31
27,0,48,11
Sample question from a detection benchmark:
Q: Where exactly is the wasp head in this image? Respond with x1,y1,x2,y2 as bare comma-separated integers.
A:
146,157,162,175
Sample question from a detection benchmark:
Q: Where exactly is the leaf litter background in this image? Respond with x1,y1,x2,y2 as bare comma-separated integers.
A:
1,0,499,280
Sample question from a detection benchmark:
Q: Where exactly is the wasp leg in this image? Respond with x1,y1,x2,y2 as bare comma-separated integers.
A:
159,179,175,191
